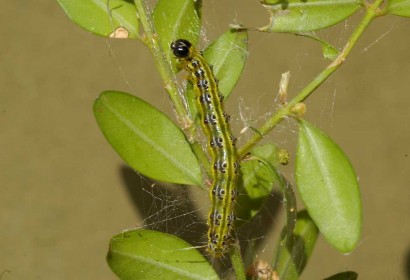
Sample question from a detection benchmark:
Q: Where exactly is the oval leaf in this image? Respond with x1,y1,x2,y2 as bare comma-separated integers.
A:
186,29,248,121
153,0,201,71
236,144,279,225
94,91,202,186
203,30,248,99
259,0,361,32
387,0,410,17
273,210,319,280
57,0,139,38
295,120,362,253
107,229,219,280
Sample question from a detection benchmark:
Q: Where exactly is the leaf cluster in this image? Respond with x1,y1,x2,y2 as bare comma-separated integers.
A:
57,0,410,279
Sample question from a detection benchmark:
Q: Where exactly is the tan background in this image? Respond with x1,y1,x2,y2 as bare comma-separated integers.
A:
1,1,409,279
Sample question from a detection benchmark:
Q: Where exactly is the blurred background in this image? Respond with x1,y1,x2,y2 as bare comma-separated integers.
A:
1,1,409,279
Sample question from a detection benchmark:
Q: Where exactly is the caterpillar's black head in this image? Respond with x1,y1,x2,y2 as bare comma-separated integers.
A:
171,39,192,58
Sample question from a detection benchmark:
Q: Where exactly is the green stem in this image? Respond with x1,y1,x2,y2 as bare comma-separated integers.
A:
133,0,210,174
230,241,247,280
238,0,384,157
133,1,185,120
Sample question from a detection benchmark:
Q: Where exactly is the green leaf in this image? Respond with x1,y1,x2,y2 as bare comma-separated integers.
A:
153,0,201,71
57,0,139,38
273,210,319,280
323,271,358,280
235,144,280,226
321,41,339,60
387,0,410,17
203,30,248,99
295,120,362,253
298,33,339,60
186,29,248,122
94,91,202,186
259,0,362,32
107,229,219,280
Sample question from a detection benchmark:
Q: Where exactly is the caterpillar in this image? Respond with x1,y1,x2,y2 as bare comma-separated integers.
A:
171,39,239,257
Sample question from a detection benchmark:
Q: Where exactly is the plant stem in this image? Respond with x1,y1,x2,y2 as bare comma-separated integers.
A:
230,242,247,280
133,1,186,121
133,0,210,174
238,0,385,157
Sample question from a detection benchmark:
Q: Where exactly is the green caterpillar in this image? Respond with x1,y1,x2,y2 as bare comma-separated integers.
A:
171,39,239,257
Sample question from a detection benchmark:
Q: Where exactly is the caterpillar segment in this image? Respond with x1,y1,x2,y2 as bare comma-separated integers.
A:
171,39,239,257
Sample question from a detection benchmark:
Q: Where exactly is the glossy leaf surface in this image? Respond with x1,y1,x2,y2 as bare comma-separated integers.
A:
295,120,362,253
260,0,361,32
94,91,202,186
107,229,218,280
273,210,318,280
57,0,139,38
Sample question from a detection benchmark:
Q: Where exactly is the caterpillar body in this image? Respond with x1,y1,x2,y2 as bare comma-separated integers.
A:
171,39,239,257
